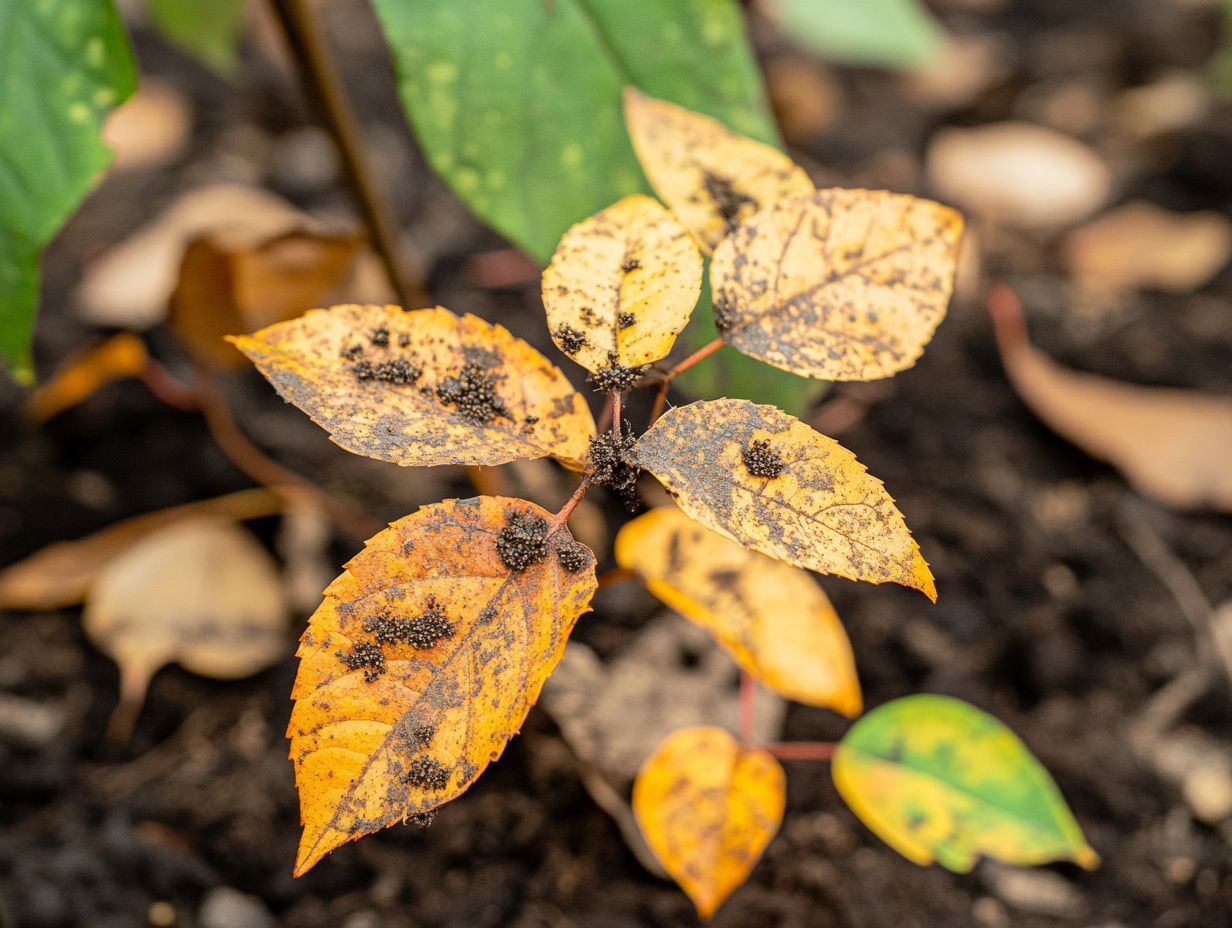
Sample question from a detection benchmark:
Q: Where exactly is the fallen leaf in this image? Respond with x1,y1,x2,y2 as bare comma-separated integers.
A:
764,56,843,144
1062,201,1232,293
710,188,963,380
288,496,596,875
26,333,149,423
633,726,785,919
636,399,935,599
615,507,861,715
101,78,192,171
542,195,702,373
988,284,1232,511
231,304,596,469
623,88,814,253
0,488,282,610
85,517,289,742
927,123,1111,227
833,694,1098,872
170,229,365,369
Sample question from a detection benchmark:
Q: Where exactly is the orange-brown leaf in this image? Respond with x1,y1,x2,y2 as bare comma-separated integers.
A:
633,726,785,919
622,88,813,253
231,304,596,469
543,195,702,373
26,333,148,423
288,496,596,875
711,189,963,380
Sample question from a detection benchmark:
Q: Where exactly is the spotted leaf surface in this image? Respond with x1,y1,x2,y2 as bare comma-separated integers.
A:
231,304,595,469
711,189,963,380
616,507,860,715
623,88,813,254
289,497,596,875
543,195,702,374
633,727,785,919
636,400,935,599
833,695,1099,873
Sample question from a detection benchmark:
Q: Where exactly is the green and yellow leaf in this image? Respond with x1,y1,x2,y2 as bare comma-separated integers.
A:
543,195,702,373
231,304,596,469
833,694,1099,872
711,189,963,380
623,88,814,253
633,726,785,919
615,506,860,715
289,496,597,875
636,399,935,599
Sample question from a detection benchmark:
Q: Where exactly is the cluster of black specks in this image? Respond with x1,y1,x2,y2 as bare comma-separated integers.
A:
496,510,549,572
399,333,411,347
557,539,591,573
364,597,455,649
554,324,587,355
353,358,422,385
342,343,364,360
405,756,451,791
524,415,540,426
587,431,640,510
437,362,509,424
713,293,736,332
371,326,390,347
337,642,386,682
703,172,756,231
742,439,785,478
411,723,436,749
587,352,644,392
408,811,436,828
621,258,641,273
618,312,636,330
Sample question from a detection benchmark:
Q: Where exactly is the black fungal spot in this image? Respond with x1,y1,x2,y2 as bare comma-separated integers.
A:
477,605,498,625
703,172,756,231
411,723,436,749
523,415,540,426
404,756,450,790
405,596,455,649
371,326,390,347
557,540,590,573
554,325,587,355
742,439,784,478
587,352,644,392
408,811,436,828
618,312,636,330
399,333,411,347
342,344,364,360
713,293,736,331
351,360,376,381
496,510,549,572
373,358,422,385
437,362,509,423
621,258,641,273
587,431,639,510
337,642,385,682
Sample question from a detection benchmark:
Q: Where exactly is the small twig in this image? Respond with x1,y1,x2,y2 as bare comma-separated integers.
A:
647,337,724,424
739,670,756,745
759,742,837,762
267,0,427,308
612,392,623,440
596,392,616,433
139,361,201,411
547,475,593,536
596,567,635,590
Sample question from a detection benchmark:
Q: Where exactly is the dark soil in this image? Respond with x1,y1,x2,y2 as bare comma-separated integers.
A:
3,2,1232,927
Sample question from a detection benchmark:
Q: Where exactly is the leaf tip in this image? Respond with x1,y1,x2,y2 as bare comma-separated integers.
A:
1074,844,1101,870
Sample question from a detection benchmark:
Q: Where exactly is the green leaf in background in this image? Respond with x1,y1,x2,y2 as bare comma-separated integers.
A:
146,0,246,73
774,0,944,71
833,694,1099,873
0,0,137,381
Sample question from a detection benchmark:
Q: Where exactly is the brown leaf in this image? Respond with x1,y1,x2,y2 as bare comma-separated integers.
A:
711,188,963,381
288,496,596,875
636,399,935,599
231,304,596,469
542,195,702,373
989,284,1232,511
622,88,813,253
26,333,149,423
0,488,282,611
101,78,192,171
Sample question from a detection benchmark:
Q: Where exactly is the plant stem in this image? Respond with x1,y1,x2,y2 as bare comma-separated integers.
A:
647,337,724,424
596,391,616,432
547,475,592,535
760,742,836,762
739,669,756,744
267,0,427,309
612,391,623,439
596,567,635,589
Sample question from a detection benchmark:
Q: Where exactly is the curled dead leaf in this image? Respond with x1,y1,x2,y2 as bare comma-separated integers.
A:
615,507,861,715
231,304,596,469
633,726,785,919
543,195,702,373
636,399,935,599
288,496,596,875
623,88,813,253
711,188,963,381
26,333,149,423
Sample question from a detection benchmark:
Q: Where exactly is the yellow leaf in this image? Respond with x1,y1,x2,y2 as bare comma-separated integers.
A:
711,189,963,380
542,195,702,374
26,333,148,423
633,726,785,919
230,304,596,469
622,88,813,253
636,399,935,600
288,496,596,875
615,507,861,715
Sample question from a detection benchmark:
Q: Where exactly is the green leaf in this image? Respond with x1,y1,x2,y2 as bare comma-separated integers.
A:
774,0,944,71
833,695,1099,873
146,0,245,73
370,0,778,263
0,0,137,380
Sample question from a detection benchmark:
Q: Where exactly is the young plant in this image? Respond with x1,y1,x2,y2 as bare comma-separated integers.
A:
233,92,1097,914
